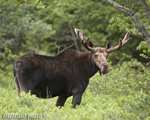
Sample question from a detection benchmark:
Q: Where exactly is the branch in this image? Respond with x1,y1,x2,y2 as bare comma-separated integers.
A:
101,0,134,15
101,0,150,48
55,39,74,55
139,0,150,20
68,22,80,51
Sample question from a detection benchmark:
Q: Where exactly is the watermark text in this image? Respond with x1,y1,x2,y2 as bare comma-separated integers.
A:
2,114,44,119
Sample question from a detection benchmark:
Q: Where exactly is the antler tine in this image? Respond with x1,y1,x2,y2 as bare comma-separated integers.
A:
81,36,97,52
106,31,132,53
76,30,89,49
74,28,97,53
124,31,131,40
81,36,90,49
122,31,132,44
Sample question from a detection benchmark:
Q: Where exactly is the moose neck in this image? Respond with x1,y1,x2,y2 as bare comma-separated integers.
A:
79,51,99,78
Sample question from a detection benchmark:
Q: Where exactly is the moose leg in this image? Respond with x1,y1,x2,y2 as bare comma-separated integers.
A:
56,95,68,107
15,77,20,96
72,93,82,108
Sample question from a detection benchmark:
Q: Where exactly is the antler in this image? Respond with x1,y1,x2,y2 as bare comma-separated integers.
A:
74,28,97,53
106,31,132,53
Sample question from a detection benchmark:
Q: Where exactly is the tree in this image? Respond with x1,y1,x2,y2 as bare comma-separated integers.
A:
0,0,147,68
101,0,150,49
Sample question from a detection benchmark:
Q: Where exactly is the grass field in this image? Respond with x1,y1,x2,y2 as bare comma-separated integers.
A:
0,59,150,120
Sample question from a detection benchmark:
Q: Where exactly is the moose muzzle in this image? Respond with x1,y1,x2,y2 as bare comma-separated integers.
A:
99,63,109,75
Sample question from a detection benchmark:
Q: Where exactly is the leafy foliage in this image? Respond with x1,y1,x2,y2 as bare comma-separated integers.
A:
0,60,150,119
0,0,144,68
137,41,150,60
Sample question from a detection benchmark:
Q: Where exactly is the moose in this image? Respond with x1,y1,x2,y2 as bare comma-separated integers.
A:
13,29,131,108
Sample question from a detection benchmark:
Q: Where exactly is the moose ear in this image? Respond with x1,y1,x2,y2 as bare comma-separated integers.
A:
106,41,114,49
87,37,94,47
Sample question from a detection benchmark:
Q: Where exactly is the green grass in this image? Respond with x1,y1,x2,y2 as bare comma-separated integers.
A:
0,59,150,120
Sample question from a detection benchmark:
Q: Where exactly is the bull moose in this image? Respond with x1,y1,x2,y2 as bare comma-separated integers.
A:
13,29,131,108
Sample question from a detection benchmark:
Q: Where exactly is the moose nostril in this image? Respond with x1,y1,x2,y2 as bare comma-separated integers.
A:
103,64,109,69
101,64,109,74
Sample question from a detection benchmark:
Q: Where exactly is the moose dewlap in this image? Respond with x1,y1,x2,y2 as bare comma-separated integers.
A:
13,28,131,108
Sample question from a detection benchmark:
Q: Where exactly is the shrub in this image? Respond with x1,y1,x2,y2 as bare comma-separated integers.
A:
0,59,150,119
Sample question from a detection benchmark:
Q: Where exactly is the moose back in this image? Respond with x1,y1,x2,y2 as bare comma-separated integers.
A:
13,29,131,108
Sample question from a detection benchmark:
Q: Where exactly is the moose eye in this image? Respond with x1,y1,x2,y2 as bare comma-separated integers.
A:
94,54,99,59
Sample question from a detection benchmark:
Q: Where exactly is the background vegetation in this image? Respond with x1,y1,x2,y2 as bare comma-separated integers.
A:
0,0,150,119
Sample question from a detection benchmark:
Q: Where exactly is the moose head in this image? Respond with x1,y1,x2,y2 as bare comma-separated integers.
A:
74,28,132,75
